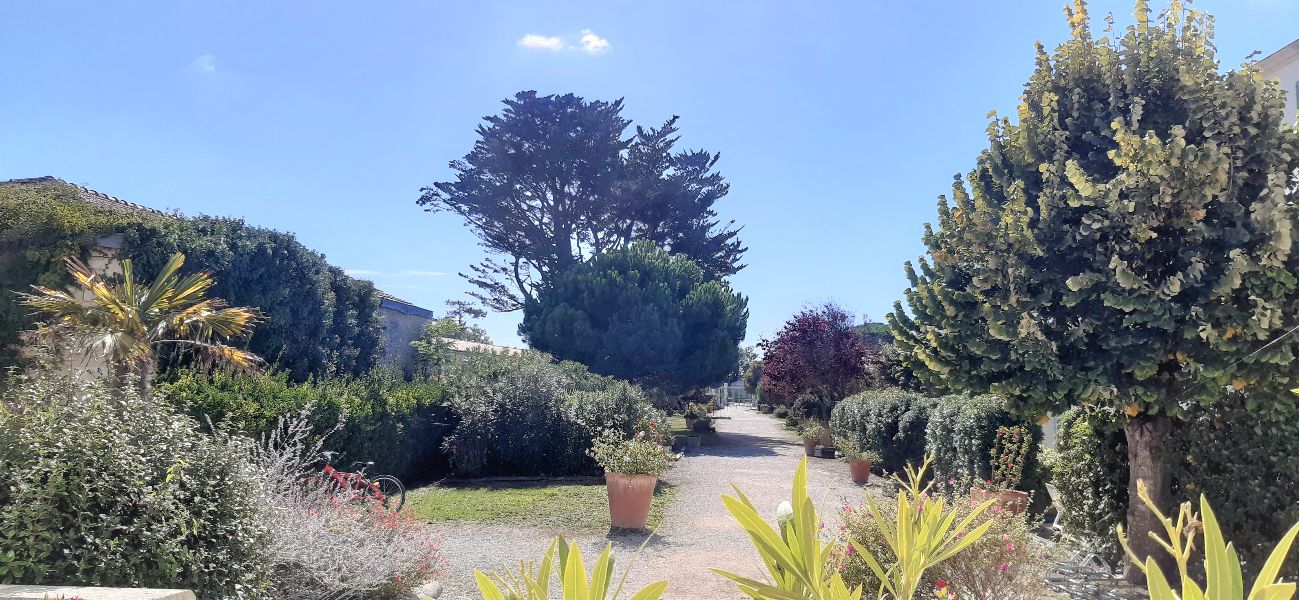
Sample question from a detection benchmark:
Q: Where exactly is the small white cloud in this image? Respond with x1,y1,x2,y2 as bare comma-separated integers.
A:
518,34,565,51
190,53,217,73
579,30,610,54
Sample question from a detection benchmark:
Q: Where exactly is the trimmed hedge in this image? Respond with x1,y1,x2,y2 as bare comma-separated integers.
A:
440,351,659,477
1053,407,1128,565
830,389,931,474
159,367,453,483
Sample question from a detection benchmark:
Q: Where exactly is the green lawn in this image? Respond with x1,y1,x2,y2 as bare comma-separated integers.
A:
406,479,678,532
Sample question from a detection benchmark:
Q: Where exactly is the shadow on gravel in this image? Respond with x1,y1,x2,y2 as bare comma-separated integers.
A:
682,430,790,457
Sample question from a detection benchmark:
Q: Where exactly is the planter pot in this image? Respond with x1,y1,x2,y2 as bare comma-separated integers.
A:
848,458,873,484
690,418,711,433
685,417,700,430
760,406,772,414
802,438,817,456
970,488,1030,514
817,423,834,447
605,472,657,529
686,435,702,450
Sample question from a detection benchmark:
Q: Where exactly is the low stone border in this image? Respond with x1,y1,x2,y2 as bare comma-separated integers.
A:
0,585,194,600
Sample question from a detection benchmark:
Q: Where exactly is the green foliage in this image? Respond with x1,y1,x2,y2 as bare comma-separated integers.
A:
986,425,1031,491
410,317,492,376
830,481,1055,600
472,536,667,600
1057,397,1299,577
851,458,996,600
587,429,674,476
522,242,748,395
773,405,790,419
0,180,385,381
440,352,659,477
0,369,268,598
830,388,931,474
924,395,1041,494
1053,407,1129,565
0,180,170,367
129,215,385,381
419,91,745,313
888,1,1299,420
1118,481,1299,600
158,367,452,482
713,458,864,599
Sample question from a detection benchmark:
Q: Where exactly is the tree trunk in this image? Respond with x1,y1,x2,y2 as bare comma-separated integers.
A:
1122,414,1175,585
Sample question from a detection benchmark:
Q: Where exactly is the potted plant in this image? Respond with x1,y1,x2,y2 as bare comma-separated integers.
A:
970,424,1032,514
588,429,674,529
798,421,823,456
683,402,713,433
835,435,879,484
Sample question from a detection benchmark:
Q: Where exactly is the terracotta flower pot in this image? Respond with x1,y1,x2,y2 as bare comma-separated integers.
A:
685,417,700,430
970,487,1030,514
817,423,834,448
848,458,872,484
802,438,817,456
606,472,657,529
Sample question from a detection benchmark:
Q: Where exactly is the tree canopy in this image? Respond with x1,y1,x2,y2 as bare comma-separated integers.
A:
521,241,748,395
418,91,746,312
759,303,871,420
888,0,1299,580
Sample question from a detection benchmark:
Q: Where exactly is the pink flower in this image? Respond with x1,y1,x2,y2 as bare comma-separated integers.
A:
1006,542,1016,552
998,562,1009,574
948,478,956,485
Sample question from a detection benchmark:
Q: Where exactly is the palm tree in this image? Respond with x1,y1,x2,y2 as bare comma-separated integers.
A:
20,252,262,391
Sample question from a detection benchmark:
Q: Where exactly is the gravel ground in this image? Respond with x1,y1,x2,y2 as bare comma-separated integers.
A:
433,404,888,599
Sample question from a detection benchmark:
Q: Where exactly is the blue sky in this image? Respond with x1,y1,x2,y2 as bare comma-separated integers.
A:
2,1,1296,347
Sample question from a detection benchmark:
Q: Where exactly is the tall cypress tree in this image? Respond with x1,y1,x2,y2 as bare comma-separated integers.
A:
889,0,1299,581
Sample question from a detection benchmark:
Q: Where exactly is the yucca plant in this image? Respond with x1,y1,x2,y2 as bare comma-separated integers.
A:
473,536,668,600
713,457,864,599
19,252,262,390
1118,479,1299,600
852,457,996,600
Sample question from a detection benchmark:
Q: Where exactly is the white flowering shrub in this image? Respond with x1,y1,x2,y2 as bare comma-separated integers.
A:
253,409,445,599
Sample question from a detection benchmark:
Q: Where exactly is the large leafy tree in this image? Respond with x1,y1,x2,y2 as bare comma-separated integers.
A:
20,252,262,391
759,303,870,421
521,241,748,395
889,0,1299,581
418,91,746,312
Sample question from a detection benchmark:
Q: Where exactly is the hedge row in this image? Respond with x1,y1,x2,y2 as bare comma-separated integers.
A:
161,351,660,481
159,367,453,483
0,179,384,381
829,389,1048,510
1054,395,1299,577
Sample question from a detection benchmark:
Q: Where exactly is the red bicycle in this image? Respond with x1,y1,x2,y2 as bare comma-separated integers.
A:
319,451,406,511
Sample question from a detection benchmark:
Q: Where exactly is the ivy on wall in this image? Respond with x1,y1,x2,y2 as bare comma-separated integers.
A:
0,180,385,381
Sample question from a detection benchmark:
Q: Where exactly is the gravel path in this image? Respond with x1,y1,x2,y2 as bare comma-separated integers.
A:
434,404,888,599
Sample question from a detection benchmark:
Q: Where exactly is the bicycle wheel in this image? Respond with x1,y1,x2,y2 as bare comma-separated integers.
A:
370,475,405,511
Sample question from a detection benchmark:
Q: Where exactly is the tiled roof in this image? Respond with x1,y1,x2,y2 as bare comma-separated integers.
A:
376,290,436,318
2,175,173,219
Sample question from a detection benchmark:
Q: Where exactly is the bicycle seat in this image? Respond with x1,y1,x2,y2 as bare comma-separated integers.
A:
351,460,375,468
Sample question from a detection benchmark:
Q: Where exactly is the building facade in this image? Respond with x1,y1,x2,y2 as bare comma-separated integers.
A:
1260,38,1299,124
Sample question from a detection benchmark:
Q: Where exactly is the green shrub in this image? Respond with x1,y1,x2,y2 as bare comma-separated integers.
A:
0,369,268,598
1056,396,1299,577
159,367,453,482
830,388,930,474
0,179,385,381
1053,407,1129,566
1174,393,1299,578
773,406,790,418
441,352,658,477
